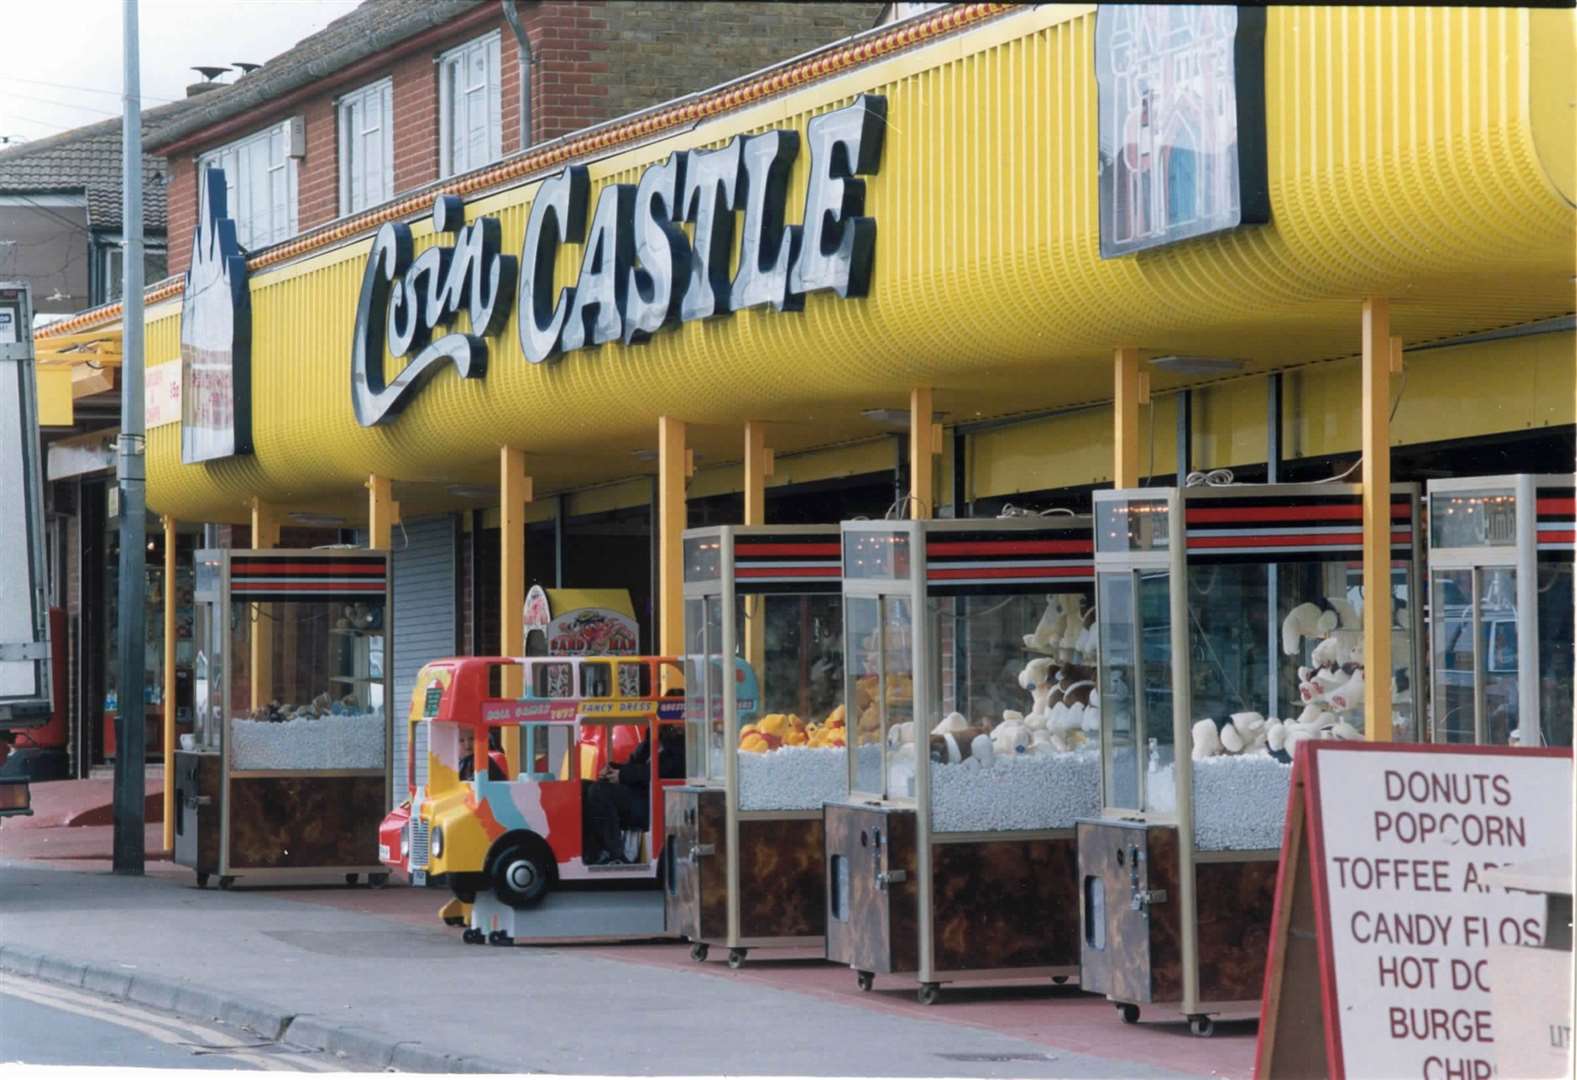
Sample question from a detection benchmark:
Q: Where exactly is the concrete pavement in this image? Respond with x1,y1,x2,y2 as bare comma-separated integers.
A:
0,782,1255,1077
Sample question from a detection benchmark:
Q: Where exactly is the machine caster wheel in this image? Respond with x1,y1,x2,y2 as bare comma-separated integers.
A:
1052,975,1069,985
368,873,389,889
218,876,236,891
487,930,514,947
462,928,485,945
1188,1015,1215,1038
917,983,940,1006
345,873,359,886
1117,1003,1140,1025
856,971,874,992
690,943,709,962
195,873,209,889
727,948,747,970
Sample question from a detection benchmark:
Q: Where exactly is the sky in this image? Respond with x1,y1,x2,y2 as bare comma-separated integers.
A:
0,0,363,146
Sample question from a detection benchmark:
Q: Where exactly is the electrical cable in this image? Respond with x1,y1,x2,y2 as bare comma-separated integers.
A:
0,74,178,105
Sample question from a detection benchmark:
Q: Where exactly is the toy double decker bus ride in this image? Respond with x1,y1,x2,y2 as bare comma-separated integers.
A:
380,654,757,944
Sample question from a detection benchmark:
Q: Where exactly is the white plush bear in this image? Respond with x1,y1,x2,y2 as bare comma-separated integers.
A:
1328,667,1365,712
1018,657,1057,719
1074,606,1099,661
931,712,970,736
1054,594,1085,655
1192,718,1223,759
969,733,996,768
1301,667,1346,703
991,721,1028,754
1023,597,1062,653
1281,602,1324,655
1266,721,1288,753
1327,595,1361,631
1330,720,1362,741
1081,694,1101,734
1228,711,1268,753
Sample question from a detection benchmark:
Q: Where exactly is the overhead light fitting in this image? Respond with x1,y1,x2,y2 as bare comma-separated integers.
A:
288,512,345,527
446,484,498,499
630,450,703,463
1149,355,1247,376
861,409,945,425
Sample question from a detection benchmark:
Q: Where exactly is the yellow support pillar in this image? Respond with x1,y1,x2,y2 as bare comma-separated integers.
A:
1361,300,1395,741
657,417,690,670
161,514,177,854
249,498,280,711
744,421,772,527
1113,347,1143,489
908,388,938,520
499,448,532,775
366,474,399,550
743,422,773,673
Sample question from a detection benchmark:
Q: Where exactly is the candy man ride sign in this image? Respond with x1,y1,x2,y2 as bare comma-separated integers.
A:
1255,742,1572,1079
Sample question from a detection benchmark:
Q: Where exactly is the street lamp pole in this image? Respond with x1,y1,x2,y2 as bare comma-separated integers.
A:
112,0,148,874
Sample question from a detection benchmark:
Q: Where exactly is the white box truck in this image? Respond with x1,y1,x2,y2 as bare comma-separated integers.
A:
0,282,53,815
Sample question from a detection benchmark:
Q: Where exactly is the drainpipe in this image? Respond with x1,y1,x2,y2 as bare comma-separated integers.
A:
501,0,534,149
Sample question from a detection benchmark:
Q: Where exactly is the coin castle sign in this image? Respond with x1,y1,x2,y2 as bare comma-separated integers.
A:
351,94,887,427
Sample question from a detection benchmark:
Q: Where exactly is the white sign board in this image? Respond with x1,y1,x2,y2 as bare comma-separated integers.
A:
1257,744,1574,1080
145,360,181,428
1317,749,1571,1077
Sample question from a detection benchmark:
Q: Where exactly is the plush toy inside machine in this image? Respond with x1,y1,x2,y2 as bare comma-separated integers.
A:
1080,484,1422,1034
174,548,391,889
667,526,843,966
825,517,1098,1003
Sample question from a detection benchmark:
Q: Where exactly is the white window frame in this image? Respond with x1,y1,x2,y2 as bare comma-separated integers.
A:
337,78,395,215
437,30,502,179
196,120,299,250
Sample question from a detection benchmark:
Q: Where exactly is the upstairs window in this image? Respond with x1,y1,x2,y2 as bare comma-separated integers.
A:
438,31,501,178
338,79,394,214
196,121,299,249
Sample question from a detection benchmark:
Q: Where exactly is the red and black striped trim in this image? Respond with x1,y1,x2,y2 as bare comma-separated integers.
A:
231,554,388,602
734,532,841,594
1183,494,1414,564
923,529,1094,596
1537,486,1575,560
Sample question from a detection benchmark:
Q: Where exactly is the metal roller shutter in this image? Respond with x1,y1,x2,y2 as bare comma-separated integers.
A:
390,515,456,807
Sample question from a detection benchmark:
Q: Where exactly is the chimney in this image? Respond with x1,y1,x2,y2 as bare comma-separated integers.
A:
186,82,222,97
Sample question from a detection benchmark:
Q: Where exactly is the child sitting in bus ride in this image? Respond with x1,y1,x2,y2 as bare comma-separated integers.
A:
584,724,685,865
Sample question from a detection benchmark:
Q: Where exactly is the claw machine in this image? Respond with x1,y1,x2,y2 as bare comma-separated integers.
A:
1077,483,1423,1035
665,526,844,967
174,549,392,889
824,516,1101,1004
1427,474,1574,748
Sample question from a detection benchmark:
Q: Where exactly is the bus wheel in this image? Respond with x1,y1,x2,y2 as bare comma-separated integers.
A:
492,844,550,908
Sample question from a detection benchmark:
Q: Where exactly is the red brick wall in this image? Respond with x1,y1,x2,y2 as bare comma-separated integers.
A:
165,153,196,278
167,2,879,275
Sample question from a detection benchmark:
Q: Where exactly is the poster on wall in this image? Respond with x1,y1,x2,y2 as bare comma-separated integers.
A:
180,166,253,463
1255,742,1573,1079
1095,5,1269,258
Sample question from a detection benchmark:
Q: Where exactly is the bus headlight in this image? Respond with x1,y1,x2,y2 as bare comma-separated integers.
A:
431,826,443,859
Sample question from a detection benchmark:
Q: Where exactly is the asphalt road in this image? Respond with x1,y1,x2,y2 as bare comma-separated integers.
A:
0,973,348,1071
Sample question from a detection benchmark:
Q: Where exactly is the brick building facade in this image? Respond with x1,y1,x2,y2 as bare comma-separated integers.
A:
154,0,881,275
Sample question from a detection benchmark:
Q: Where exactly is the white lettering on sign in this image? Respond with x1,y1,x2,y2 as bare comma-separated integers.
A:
1316,750,1572,1080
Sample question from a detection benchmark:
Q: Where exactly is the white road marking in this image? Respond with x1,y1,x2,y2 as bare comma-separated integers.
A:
0,976,341,1072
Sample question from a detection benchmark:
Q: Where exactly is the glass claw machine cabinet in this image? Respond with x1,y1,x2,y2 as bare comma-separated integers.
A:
175,549,392,889
1078,484,1424,1035
666,526,845,968
1428,474,1574,749
825,516,1101,1004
